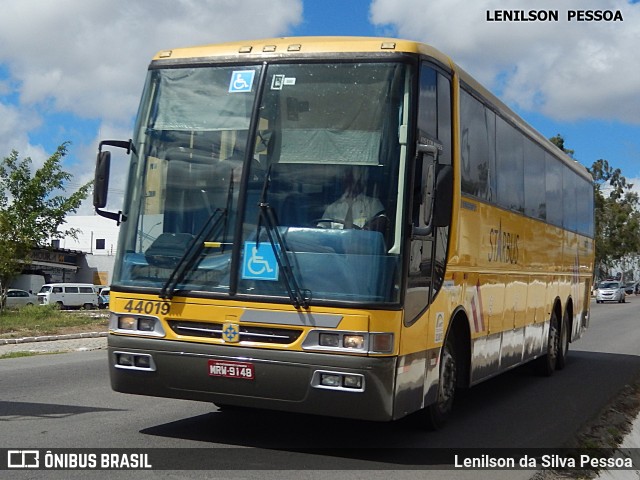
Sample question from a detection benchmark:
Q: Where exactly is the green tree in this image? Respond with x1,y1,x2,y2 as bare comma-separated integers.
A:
588,159,640,277
549,133,575,158
0,143,92,311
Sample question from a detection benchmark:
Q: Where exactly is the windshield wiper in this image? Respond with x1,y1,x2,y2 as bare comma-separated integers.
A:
160,165,241,299
159,208,225,299
257,166,311,310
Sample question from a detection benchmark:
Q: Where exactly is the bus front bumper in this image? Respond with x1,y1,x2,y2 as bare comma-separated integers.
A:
108,334,398,422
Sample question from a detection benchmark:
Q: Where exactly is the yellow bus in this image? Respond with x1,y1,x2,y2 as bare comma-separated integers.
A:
94,37,594,429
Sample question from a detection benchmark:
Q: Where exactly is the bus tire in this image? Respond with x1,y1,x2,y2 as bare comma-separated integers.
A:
556,308,570,370
424,335,457,430
537,309,559,376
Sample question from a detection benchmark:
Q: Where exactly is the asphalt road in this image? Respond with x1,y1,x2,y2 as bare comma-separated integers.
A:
1,298,639,479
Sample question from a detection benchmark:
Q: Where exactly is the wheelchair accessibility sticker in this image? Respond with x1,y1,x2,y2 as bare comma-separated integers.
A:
229,70,255,93
242,241,279,281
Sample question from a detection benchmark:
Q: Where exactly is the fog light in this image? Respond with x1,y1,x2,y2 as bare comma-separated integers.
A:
134,356,151,368
343,375,363,389
138,317,155,331
320,373,341,387
343,334,365,349
319,333,339,348
118,316,137,330
117,353,134,366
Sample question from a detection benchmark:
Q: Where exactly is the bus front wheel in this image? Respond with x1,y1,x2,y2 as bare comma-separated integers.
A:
424,336,457,430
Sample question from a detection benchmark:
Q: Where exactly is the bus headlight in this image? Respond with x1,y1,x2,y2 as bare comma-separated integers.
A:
303,331,394,354
138,317,156,332
319,332,340,347
343,334,365,349
118,316,137,330
110,313,166,337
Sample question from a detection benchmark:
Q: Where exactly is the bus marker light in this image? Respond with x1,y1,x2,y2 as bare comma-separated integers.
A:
371,333,394,353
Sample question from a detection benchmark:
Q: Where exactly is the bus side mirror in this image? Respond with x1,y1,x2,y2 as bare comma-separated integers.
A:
93,151,111,209
412,144,438,238
93,139,133,225
432,165,453,228
417,144,438,223
422,162,436,226
413,144,452,238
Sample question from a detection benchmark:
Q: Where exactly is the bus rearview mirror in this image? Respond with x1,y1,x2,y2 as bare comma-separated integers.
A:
93,151,111,209
416,144,439,226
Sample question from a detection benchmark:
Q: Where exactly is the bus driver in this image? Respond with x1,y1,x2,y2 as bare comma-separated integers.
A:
319,166,384,229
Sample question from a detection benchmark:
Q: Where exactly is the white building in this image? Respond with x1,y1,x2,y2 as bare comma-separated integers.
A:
56,215,120,255
54,215,120,286
10,215,120,292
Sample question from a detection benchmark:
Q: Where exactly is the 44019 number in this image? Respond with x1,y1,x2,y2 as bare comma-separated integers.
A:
123,300,170,315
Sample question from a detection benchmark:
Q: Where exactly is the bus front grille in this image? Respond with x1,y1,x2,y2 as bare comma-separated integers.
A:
167,320,303,345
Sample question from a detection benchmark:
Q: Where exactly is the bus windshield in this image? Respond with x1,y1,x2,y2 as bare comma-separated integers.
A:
113,61,409,305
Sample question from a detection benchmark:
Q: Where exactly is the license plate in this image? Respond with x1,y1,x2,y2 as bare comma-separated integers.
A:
208,360,255,380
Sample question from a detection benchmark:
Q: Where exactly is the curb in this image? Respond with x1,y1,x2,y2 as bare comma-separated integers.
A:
0,331,108,345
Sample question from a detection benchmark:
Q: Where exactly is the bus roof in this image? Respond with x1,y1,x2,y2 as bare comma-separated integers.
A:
152,36,453,64
151,36,590,181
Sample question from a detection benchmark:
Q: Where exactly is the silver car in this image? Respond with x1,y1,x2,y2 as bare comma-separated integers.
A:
5,288,38,308
596,281,626,303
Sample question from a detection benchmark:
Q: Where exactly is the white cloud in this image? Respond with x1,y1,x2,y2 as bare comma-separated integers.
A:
628,177,640,197
0,0,302,212
0,102,47,163
0,0,303,123
370,0,640,124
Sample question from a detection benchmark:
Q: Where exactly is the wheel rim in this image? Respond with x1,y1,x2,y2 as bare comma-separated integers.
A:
560,317,568,356
548,317,559,365
438,345,457,410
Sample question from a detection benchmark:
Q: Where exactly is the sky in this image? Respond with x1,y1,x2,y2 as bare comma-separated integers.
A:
0,0,639,214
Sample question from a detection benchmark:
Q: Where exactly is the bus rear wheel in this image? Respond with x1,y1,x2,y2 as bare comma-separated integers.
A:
556,309,570,370
424,336,457,430
537,310,559,376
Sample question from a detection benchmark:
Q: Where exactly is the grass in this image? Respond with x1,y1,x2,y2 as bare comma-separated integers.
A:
0,351,40,359
0,305,108,339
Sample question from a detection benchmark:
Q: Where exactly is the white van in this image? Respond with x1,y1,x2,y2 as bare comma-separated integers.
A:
37,283,99,309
